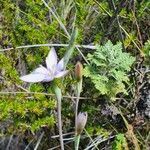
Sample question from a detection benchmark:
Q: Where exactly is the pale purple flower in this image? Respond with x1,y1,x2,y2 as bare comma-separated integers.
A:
76,112,88,135
20,48,68,82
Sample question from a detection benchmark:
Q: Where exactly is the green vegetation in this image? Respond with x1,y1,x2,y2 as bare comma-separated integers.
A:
112,134,128,150
84,41,135,100
0,0,150,149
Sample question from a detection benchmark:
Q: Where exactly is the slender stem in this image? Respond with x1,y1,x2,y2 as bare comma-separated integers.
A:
0,91,90,100
75,92,80,135
75,79,82,134
93,0,112,17
75,79,82,150
110,0,125,51
0,44,95,52
54,86,64,150
75,135,80,150
41,0,90,65
119,110,140,150
119,25,143,55
41,0,70,38
131,9,143,47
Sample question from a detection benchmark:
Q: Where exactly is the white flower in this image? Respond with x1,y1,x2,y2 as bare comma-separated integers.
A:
20,48,68,82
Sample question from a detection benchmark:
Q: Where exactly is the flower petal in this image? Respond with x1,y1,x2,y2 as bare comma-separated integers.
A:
42,75,54,82
55,70,69,78
46,47,57,71
57,58,64,71
33,65,49,75
20,73,46,83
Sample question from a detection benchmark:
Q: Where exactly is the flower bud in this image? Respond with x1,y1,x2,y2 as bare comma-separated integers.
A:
76,112,87,135
75,61,83,81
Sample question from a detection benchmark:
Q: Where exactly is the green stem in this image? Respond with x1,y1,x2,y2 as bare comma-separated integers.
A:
54,85,64,150
75,135,81,150
75,79,82,149
75,79,82,134
75,92,80,135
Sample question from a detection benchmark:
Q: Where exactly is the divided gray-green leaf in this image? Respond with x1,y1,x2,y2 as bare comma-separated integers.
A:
84,40,135,100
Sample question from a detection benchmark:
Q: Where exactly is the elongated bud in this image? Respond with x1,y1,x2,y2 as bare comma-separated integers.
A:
76,112,87,135
75,61,83,81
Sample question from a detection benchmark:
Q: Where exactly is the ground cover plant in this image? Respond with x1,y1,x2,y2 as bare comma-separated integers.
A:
0,0,150,149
